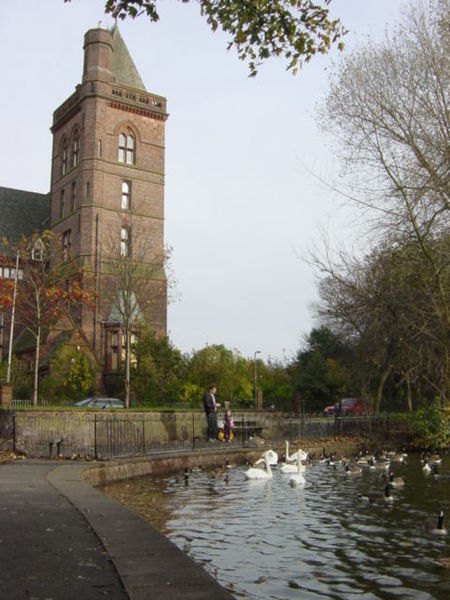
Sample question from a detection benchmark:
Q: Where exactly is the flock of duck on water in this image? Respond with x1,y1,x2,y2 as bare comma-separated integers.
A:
240,443,448,536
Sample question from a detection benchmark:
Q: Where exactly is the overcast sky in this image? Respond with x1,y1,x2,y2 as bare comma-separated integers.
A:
0,0,406,362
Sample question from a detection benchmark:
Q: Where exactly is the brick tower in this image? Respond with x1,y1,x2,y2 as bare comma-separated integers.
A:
49,26,168,381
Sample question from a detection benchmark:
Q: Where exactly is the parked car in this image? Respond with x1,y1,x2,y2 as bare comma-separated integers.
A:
75,397,124,409
323,397,365,416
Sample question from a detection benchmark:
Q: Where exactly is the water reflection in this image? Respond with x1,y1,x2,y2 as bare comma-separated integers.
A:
100,454,450,599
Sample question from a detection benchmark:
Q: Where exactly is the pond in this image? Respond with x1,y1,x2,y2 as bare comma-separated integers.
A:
100,452,450,599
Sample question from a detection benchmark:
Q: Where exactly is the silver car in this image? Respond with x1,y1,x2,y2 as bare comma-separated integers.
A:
75,397,124,409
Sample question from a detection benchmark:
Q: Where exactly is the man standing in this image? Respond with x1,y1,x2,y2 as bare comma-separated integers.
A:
203,384,220,441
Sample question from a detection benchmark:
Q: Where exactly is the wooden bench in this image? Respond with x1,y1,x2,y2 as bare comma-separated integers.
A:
232,420,263,438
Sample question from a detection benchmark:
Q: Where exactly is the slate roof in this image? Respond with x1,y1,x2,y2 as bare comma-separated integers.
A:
0,187,50,256
111,26,146,91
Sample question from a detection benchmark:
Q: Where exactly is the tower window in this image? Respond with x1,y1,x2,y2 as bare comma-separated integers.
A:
59,189,65,219
86,181,90,200
121,181,131,210
120,226,129,257
61,141,68,175
71,181,76,212
72,133,80,168
62,230,72,261
118,133,135,164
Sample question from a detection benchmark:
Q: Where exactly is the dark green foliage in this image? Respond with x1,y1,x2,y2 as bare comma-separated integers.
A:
0,358,32,400
132,327,187,405
290,326,354,412
67,0,346,76
40,345,95,405
406,399,449,449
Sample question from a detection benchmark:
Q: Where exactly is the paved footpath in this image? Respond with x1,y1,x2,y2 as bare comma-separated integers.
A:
0,460,234,600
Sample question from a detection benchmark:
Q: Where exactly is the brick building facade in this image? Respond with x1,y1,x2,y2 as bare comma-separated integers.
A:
1,26,168,389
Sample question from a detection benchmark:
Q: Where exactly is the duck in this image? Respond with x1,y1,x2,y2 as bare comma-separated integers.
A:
386,449,407,463
244,453,273,480
281,449,307,474
388,472,405,489
368,457,390,471
424,510,447,535
361,484,394,503
345,464,362,476
289,458,306,487
356,451,374,466
431,464,450,481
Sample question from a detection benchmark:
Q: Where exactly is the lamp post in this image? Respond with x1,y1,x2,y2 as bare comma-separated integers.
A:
254,350,261,410
6,251,20,384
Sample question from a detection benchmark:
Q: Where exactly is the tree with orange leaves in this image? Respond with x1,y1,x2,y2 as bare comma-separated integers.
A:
8,230,92,405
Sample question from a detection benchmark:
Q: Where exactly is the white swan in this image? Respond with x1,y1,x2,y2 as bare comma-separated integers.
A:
284,440,297,463
281,450,307,474
259,449,278,466
245,454,273,480
289,455,306,487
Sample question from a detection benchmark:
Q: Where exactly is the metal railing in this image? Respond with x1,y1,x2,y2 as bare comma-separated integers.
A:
0,410,410,460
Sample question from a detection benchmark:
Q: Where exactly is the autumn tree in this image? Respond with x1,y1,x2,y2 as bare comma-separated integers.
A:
65,0,346,76
11,231,91,405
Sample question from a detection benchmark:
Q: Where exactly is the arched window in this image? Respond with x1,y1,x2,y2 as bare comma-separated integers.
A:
118,132,135,164
61,139,68,175
72,132,80,168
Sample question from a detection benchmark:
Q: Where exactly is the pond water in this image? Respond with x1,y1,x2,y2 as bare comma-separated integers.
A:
101,453,450,599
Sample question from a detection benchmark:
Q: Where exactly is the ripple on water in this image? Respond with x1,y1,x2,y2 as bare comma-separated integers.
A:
100,453,450,600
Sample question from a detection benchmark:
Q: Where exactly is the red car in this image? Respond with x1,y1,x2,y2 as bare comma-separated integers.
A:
323,398,365,416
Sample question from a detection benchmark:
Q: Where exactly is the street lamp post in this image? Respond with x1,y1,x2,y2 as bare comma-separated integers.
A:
6,251,20,385
254,350,261,410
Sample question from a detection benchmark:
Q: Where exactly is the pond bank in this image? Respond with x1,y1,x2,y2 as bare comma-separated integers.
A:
82,438,363,486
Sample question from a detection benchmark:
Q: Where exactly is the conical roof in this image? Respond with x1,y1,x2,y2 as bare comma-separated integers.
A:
110,26,146,91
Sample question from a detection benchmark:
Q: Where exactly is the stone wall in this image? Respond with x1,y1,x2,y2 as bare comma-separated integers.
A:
3,409,395,459
10,410,261,458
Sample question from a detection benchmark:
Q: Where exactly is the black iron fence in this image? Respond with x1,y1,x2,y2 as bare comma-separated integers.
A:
0,410,410,460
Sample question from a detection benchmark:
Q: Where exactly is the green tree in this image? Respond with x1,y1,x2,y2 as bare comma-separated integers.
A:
259,359,294,410
132,327,186,405
186,344,253,405
0,357,32,400
66,0,346,76
407,399,449,449
314,238,449,412
40,344,95,405
290,326,353,412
